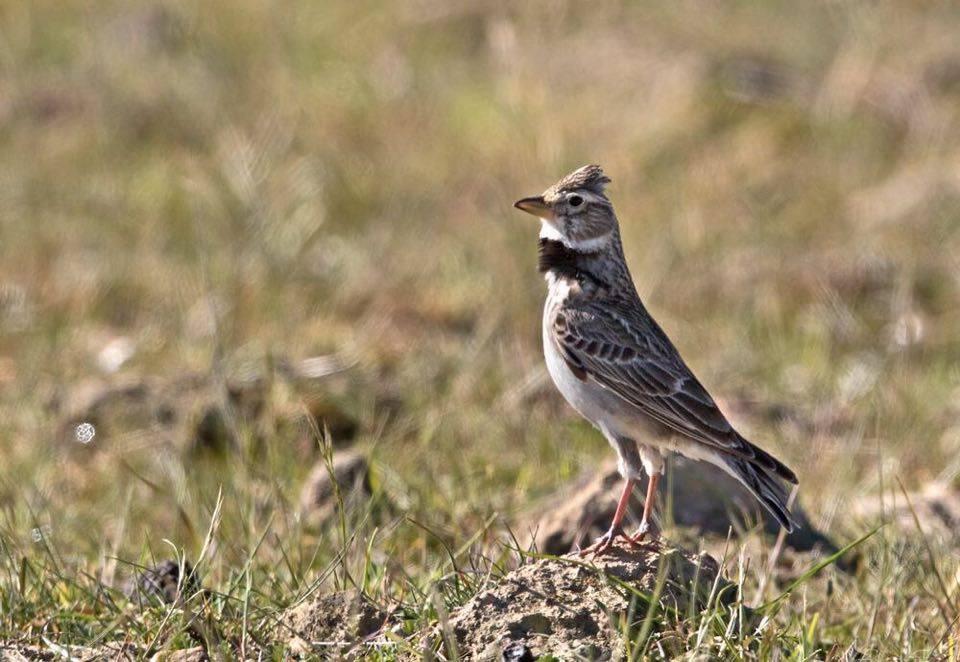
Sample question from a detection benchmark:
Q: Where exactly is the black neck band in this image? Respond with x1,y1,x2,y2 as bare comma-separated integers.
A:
538,238,604,285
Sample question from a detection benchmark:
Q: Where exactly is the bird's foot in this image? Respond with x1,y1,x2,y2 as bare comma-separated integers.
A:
628,520,661,548
578,525,643,557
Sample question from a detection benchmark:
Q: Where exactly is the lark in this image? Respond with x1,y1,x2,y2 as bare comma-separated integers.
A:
515,165,798,554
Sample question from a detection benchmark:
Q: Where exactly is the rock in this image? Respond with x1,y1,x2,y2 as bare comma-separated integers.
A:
853,481,960,539
520,458,838,558
299,450,371,526
284,590,387,658
125,560,202,606
501,642,537,661
437,544,728,660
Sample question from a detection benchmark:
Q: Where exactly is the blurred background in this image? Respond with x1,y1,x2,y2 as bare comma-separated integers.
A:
2,0,960,650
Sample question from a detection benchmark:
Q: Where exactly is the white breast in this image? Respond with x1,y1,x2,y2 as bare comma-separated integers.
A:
541,280,653,440
541,280,606,426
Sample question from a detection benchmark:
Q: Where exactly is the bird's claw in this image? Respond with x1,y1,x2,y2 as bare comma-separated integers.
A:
578,525,643,557
628,521,662,548
631,520,650,541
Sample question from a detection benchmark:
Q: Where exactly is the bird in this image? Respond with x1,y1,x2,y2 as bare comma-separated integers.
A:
514,164,798,555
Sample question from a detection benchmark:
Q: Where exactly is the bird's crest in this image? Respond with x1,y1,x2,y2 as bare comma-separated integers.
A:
553,164,611,195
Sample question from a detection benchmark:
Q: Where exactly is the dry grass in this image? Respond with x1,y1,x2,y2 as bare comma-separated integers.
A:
2,0,960,657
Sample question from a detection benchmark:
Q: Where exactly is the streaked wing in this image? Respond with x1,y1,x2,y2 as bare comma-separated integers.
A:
553,297,750,458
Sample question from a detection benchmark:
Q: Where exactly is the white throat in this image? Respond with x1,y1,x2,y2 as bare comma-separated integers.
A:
539,220,565,243
539,220,612,252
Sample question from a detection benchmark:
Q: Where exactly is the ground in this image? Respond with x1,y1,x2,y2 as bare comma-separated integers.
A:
2,0,960,658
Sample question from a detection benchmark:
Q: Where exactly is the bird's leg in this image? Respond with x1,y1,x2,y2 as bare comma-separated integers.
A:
630,472,661,543
579,478,642,556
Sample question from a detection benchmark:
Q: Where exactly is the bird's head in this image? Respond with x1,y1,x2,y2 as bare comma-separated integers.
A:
514,164,617,250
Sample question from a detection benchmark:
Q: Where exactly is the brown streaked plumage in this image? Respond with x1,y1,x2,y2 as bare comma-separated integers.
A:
514,164,798,555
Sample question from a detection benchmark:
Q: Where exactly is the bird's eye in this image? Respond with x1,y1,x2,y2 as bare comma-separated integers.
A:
568,194,584,208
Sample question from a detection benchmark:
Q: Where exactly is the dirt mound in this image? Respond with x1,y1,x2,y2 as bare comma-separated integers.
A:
0,644,205,661
284,590,389,658
0,642,142,660
436,543,727,660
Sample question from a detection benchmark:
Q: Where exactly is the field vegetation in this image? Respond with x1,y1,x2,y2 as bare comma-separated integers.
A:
2,1,960,658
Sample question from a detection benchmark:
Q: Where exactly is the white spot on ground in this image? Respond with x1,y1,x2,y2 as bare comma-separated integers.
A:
75,422,96,444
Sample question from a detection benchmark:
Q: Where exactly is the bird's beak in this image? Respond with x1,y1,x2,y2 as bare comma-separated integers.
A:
513,195,554,220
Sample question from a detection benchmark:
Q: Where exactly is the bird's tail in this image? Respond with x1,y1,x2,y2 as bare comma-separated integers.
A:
723,447,798,532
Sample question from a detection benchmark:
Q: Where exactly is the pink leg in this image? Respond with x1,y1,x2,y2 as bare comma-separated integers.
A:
579,479,643,557
611,478,635,529
631,473,661,541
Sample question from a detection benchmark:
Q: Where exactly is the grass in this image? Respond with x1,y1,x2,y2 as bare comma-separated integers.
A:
2,0,960,657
